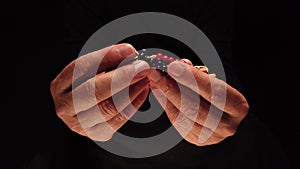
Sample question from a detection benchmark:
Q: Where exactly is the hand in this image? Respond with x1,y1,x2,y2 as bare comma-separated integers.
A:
148,61,249,146
50,44,150,141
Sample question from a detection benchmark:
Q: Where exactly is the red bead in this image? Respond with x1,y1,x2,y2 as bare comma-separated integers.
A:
168,57,175,62
156,53,163,59
162,55,169,62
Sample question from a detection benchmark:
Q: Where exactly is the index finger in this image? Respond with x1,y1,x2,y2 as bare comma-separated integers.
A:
167,61,248,117
53,43,136,93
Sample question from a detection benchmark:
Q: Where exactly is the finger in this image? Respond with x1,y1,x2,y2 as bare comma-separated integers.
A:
167,61,248,118
151,67,243,131
149,69,212,126
67,60,150,112
76,78,149,128
85,88,149,141
149,69,199,121
150,81,235,137
180,58,193,66
52,43,136,93
151,88,220,145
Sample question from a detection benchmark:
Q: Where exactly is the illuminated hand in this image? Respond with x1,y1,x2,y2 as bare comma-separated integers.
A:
148,60,249,146
50,44,150,141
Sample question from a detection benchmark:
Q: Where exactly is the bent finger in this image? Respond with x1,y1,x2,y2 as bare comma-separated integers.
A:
152,89,217,144
85,88,149,141
67,60,150,112
52,43,136,94
76,78,149,128
167,61,248,118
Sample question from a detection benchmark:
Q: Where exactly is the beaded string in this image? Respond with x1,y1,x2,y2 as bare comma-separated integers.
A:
136,49,215,77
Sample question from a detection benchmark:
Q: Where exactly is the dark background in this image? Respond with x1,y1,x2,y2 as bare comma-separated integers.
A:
2,0,299,169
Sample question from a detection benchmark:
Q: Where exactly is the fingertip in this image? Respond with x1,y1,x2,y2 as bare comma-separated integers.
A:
180,58,193,66
134,60,150,76
167,61,186,78
148,68,163,82
117,43,135,50
115,43,136,57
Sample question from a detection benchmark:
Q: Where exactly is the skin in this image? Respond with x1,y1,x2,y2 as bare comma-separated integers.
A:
50,44,150,141
50,43,249,146
148,61,249,146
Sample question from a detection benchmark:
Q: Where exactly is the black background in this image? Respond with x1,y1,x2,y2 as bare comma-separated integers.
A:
2,0,299,169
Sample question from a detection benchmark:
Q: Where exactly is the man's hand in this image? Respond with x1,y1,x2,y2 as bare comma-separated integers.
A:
148,61,249,146
50,44,150,141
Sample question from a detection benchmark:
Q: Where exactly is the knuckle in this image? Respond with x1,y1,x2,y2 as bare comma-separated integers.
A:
55,96,73,120
119,66,135,79
239,100,249,117
174,112,185,125
218,115,237,137
182,101,199,120
65,118,87,136
82,79,98,101
211,81,226,104
49,78,58,95
185,133,200,146
231,96,249,118
55,104,68,120
56,110,65,120
68,123,80,132
224,126,237,137
115,114,127,122
74,57,90,78
99,99,118,117
175,113,194,130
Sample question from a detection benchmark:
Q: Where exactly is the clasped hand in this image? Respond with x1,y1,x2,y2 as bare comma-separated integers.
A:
50,44,248,146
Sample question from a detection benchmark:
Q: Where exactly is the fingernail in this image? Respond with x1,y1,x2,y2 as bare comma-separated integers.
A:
149,69,162,82
134,61,149,76
118,44,135,57
180,58,193,66
168,62,185,77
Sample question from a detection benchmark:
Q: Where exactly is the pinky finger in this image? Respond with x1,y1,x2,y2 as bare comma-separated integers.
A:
85,87,149,141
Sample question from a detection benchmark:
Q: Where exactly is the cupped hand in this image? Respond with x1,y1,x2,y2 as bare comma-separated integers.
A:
50,44,150,141
148,61,249,146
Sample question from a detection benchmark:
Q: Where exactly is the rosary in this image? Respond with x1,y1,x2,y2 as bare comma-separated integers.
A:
135,49,216,77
